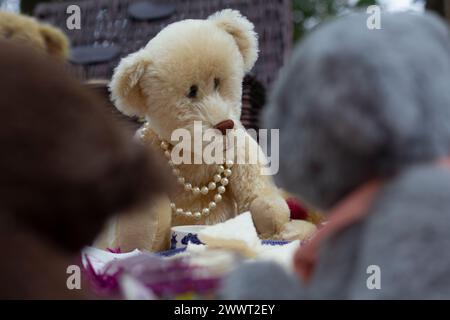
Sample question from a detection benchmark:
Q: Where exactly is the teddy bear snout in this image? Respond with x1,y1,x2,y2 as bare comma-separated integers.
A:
214,119,234,135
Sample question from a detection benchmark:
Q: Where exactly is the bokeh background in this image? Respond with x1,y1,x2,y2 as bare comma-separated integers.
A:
1,0,428,42
0,0,438,135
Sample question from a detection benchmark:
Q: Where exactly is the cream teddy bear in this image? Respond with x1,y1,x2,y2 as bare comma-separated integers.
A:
102,10,312,252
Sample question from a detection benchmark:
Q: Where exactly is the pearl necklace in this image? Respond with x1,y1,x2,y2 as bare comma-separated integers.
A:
139,124,233,220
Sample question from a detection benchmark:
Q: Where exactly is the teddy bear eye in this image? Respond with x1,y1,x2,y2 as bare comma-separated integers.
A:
214,78,220,90
188,85,198,99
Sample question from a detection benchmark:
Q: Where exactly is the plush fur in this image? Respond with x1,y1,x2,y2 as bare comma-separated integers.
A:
222,12,450,299
219,262,303,300
105,10,295,252
0,42,167,298
0,11,69,59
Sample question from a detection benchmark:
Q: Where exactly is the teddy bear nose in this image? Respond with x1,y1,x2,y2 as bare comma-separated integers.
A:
214,119,235,135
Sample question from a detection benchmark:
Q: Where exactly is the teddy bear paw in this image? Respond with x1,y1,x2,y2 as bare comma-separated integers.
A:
250,195,290,238
278,220,317,241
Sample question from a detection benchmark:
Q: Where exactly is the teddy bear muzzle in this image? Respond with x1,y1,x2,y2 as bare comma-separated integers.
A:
214,119,235,135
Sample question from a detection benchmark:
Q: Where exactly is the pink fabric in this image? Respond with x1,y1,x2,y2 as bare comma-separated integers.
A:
294,179,383,282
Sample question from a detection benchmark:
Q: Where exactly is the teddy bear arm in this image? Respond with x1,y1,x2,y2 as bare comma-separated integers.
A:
229,164,290,238
113,196,172,252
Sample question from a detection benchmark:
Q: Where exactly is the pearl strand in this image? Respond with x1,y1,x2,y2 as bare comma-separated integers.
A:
139,124,233,220
161,140,233,220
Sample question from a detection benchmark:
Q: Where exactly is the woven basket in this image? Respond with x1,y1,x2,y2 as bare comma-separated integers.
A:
34,0,293,90
34,0,291,132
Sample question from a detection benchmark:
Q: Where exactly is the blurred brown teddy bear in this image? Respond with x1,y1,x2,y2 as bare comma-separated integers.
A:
0,11,69,59
0,41,169,299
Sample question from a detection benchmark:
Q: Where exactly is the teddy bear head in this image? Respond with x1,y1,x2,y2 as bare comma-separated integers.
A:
0,11,69,60
110,9,258,144
265,12,450,210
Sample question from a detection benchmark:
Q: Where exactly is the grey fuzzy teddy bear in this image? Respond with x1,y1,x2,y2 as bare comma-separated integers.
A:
220,11,450,299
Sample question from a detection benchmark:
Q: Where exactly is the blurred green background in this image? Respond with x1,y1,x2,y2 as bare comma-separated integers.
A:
292,0,377,40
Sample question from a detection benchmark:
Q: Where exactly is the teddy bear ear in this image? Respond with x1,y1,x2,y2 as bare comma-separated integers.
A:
209,9,259,72
109,50,151,118
39,24,70,59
